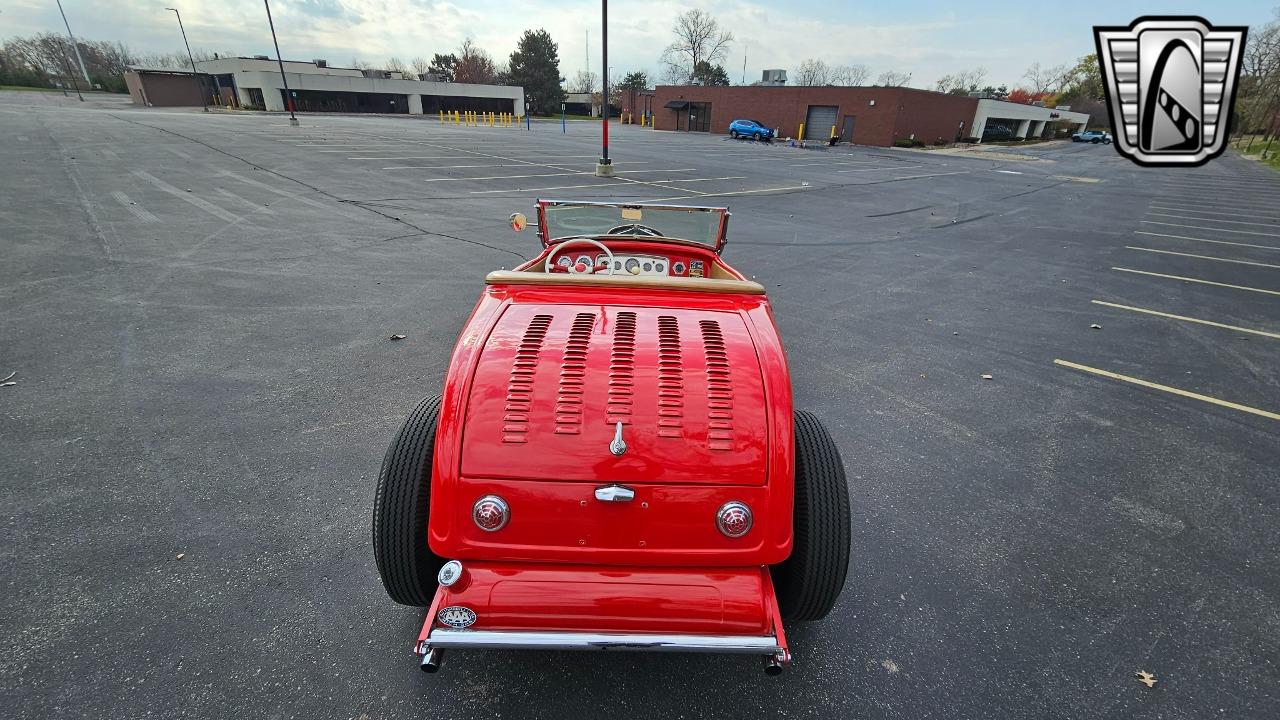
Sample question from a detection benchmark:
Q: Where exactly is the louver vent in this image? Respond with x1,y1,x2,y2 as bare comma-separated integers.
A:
656,315,684,438
502,314,552,443
606,311,637,424
555,312,596,434
700,320,734,451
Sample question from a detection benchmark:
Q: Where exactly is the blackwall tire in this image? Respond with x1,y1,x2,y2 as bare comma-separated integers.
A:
730,130,739,139
372,394,445,606
772,410,852,621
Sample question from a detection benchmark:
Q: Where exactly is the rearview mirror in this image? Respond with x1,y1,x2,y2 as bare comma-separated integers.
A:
509,212,528,232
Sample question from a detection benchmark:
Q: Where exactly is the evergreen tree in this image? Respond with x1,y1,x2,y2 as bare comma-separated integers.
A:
508,29,565,115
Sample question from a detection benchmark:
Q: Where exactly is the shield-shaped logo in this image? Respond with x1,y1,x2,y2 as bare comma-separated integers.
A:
1095,16,1247,167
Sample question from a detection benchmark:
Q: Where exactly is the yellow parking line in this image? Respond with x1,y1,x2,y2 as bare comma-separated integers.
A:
1090,300,1280,339
1112,267,1280,296
1054,359,1280,421
1125,246,1280,269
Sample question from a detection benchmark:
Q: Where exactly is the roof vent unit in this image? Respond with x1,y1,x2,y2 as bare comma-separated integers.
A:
1031,100,1046,107
253,54,270,61
418,73,442,82
312,59,328,68
362,69,391,79
761,69,786,86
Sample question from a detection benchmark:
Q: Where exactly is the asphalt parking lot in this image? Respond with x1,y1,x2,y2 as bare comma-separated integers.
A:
2,90,1278,719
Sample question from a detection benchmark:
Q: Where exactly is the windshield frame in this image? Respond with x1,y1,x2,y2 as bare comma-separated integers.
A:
535,199,730,253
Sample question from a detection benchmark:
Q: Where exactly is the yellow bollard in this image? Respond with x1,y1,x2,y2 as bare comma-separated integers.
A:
830,124,837,140
438,110,444,124
798,123,805,141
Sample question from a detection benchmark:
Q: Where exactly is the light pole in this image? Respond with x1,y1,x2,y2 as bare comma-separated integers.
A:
166,7,208,113
263,0,299,126
55,0,90,85
594,0,612,176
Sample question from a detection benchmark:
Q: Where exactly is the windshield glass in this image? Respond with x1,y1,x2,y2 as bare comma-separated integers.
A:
541,202,727,248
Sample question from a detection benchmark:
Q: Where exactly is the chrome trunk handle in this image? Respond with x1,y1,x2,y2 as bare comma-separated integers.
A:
594,484,635,502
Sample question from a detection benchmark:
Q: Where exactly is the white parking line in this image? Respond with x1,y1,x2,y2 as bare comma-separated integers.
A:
1054,359,1280,421
1145,211,1280,228
646,185,811,202
131,170,238,223
888,170,970,181
468,176,748,195
1152,196,1280,213
788,160,884,168
1112,266,1280,296
381,161,649,170
414,168,696,183
349,154,605,161
1149,204,1280,221
109,191,159,223
1140,220,1280,238
837,164,925,173
215,187,275,215
1091,300,1280,339
1134,231,1280,252
1125,246,1280,269
219,170,358,219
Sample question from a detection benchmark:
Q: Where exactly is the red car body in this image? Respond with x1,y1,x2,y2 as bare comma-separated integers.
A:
374,201,848,674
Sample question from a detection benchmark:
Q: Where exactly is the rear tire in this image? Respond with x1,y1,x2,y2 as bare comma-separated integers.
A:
372,394,444,606
772,410,852,621
730,130,739,139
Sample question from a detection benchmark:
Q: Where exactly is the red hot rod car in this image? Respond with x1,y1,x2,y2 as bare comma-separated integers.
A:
372,200,851,674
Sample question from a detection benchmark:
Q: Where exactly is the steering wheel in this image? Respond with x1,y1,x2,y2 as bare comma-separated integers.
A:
545,238,617,275
606,223,664,237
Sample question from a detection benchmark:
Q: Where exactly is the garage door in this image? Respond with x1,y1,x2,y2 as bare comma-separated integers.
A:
804,105,839,140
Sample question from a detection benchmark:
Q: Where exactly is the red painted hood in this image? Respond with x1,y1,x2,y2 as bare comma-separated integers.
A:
460,303,769,485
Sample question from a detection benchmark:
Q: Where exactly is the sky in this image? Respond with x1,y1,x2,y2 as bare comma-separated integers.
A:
2,0,1273,89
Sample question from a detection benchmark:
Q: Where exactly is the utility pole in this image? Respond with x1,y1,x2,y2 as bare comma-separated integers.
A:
595,0,612,176
166,7,208,113
263,0,299,125
55,0,90,86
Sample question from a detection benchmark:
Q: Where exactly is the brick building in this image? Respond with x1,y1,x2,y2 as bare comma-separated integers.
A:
653,85,1089,146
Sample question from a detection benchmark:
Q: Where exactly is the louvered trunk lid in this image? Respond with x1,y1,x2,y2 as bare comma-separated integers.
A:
460,304,769,486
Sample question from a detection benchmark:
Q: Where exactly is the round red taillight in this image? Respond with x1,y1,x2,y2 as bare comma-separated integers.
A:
472,495,509,532
716,501,753,538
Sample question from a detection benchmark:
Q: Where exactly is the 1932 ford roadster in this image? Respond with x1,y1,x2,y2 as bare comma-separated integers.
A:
372,200,851,674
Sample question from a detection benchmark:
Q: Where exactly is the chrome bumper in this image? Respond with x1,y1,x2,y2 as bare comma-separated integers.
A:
420,629,785,655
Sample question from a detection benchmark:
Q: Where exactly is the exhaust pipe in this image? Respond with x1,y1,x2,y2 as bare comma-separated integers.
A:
763,653,784,676
420,647,444,673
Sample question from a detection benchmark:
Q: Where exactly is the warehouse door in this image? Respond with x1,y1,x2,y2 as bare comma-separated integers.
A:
804,105,839,140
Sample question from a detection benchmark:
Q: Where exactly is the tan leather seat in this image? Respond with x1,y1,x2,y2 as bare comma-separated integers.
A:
485,270,766,295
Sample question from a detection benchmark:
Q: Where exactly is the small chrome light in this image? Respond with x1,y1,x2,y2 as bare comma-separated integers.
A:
716,501,753,538
437,560,463,587
472,495,510,532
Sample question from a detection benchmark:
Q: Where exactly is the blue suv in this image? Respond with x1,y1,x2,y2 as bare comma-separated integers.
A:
729,119,774,141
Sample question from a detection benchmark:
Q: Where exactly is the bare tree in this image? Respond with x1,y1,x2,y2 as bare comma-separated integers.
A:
936,67,987,93
385,57,407,73
831,64,870,86
410,56,431,76
877,70,911,87
661,9,734,84
794,58,831,86
568,69,598,93
1023,62,1071,95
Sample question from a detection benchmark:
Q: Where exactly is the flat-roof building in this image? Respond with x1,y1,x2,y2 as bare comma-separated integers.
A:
125,57,524,116
652,85,1090,146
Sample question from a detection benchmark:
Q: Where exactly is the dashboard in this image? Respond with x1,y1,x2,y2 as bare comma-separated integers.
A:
552,252,707,278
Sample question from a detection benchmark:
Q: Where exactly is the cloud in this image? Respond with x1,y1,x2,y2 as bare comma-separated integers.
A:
3,0,1108,88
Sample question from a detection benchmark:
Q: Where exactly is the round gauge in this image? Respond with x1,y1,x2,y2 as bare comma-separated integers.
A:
556,256,573,268
614,260,623,270
672,261,686,275
642,261,653,272
625,258,641,274
576,255,592,267
655,262,666,273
